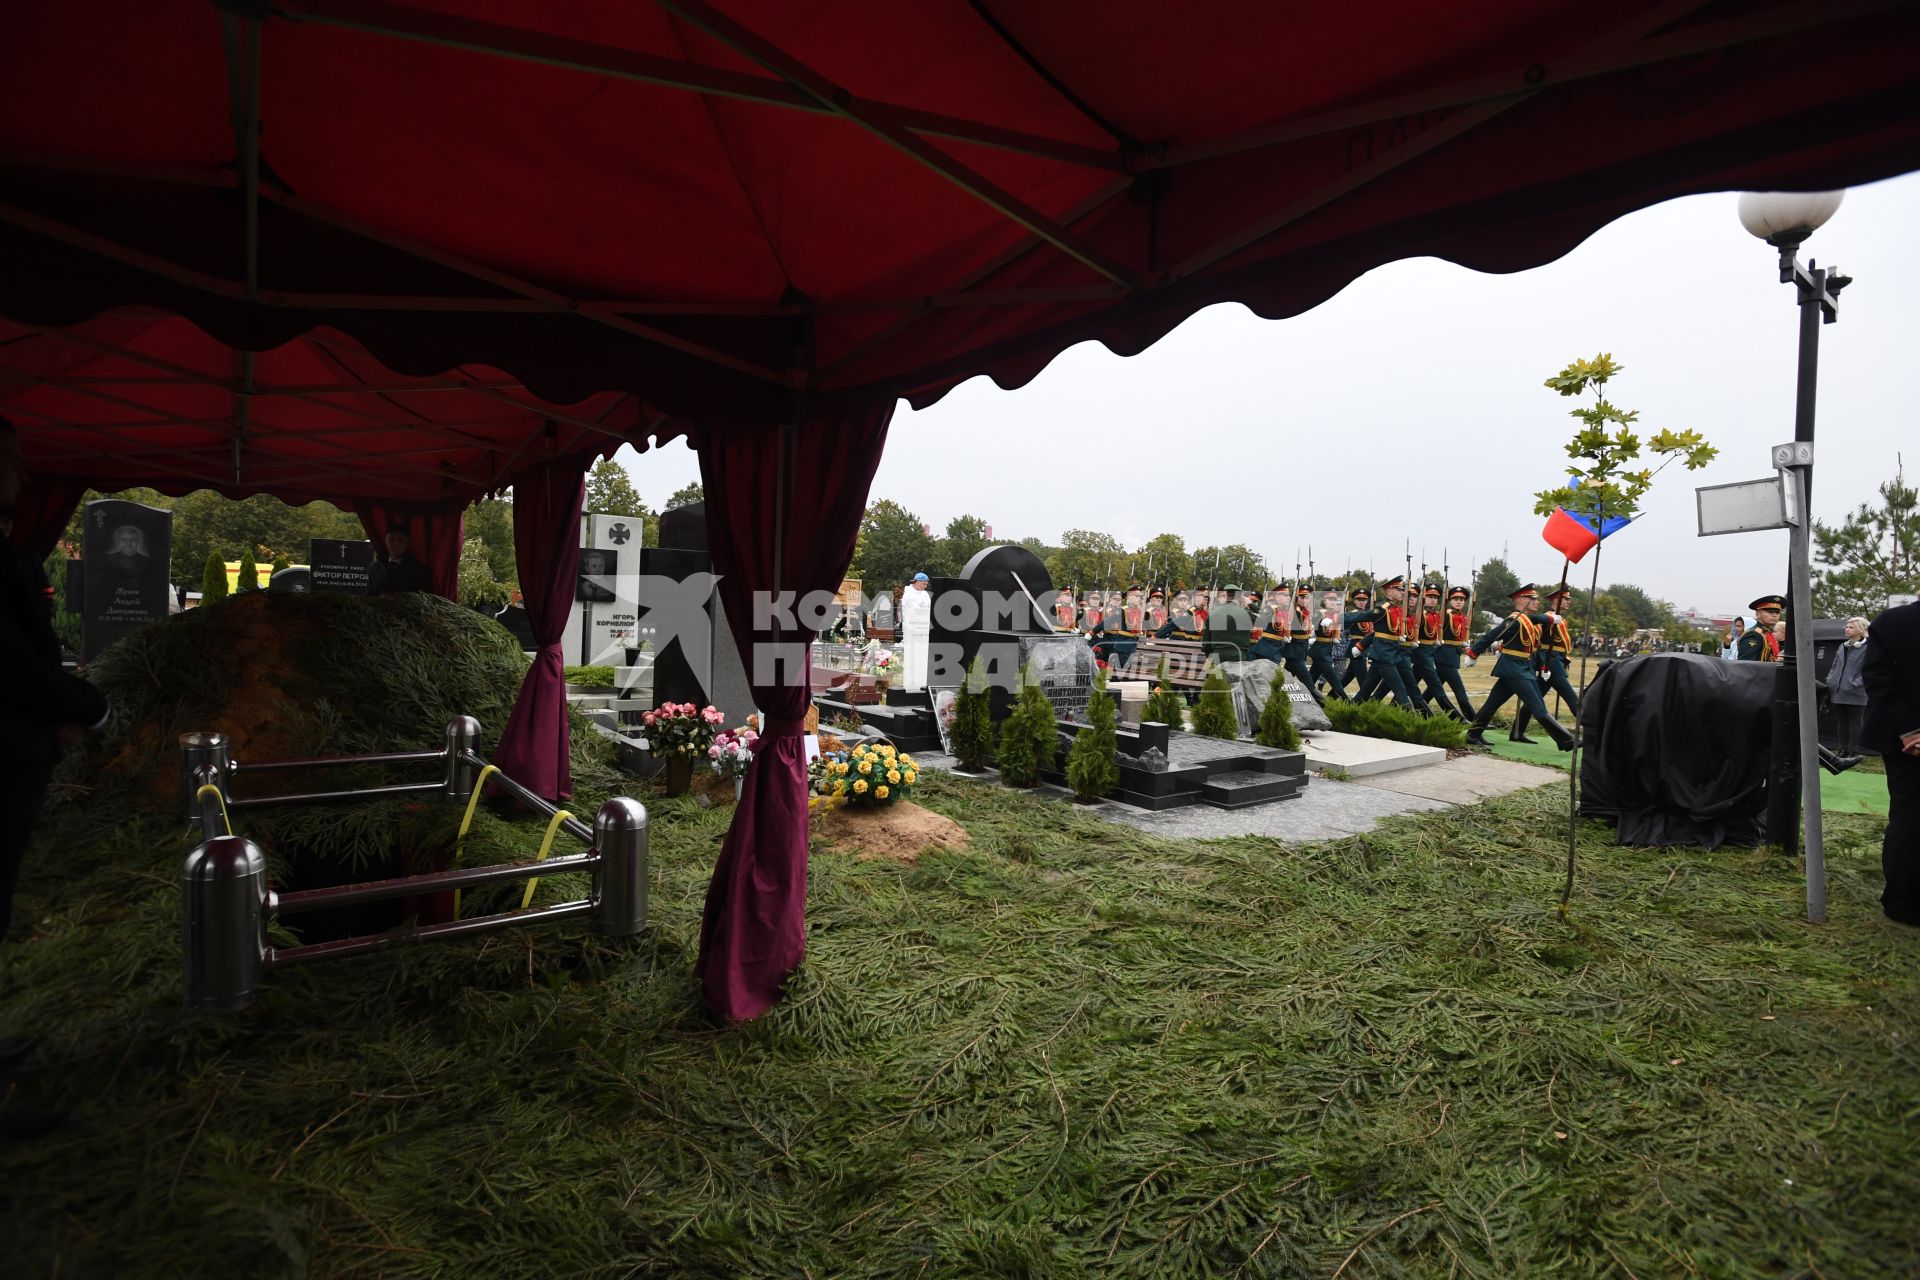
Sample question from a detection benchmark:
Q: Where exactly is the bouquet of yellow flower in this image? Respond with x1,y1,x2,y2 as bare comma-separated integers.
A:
815,741,917,809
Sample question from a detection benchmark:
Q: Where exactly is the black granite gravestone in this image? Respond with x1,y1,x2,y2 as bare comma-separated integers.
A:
636,502,754,724
927,545,1092,722
309,539,376,594
82,498,171,660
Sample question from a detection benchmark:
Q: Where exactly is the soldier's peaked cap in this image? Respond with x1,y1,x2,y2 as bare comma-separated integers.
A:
1379,574,1406,589
1447,586,1470,599
1749,594,1786,611
1510,583,1541,598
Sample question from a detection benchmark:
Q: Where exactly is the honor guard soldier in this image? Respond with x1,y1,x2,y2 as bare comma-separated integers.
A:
1053,589,1077,631
1249,586,1290,663
1410,583,1458,718
1342,586,1375,695
1103,585,1143,668
1464,584,1578,751
1349,576,1421,711
1738,595,1785,660
1513,585,1581,740
1310,588,1349,700
1205,583,1255,661
1146,588,1169,634
1287,589,1317,690
1159,592,1203,641
1432,586,1476,720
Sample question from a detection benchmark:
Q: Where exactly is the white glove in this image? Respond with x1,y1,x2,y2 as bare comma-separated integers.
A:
1464,654,1476,666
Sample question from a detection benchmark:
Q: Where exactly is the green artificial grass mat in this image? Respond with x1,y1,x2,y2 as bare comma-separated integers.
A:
3,774,1915,1277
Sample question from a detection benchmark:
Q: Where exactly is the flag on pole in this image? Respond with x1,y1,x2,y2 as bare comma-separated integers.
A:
1541,482,1632,563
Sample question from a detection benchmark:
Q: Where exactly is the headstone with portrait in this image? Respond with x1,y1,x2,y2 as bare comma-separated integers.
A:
82,498,173,661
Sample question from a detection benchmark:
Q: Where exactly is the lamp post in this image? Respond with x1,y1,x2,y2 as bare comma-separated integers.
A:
1738,191,1851,891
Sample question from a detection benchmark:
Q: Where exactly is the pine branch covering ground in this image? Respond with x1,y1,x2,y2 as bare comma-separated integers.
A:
1327,696,1467,748
1,607,1914,1278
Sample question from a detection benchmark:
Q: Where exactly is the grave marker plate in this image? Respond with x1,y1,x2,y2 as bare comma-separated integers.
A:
82,498,172,660
309,539,376,594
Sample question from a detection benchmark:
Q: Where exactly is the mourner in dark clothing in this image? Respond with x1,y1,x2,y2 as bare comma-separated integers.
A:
1,416,111,1135
1861,598,1920,927
368,530,435,595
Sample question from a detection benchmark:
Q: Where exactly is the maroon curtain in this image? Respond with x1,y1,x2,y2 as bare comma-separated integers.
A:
6,475,88,558
491,457,587,801
355,503,466,601
694,403,893,1021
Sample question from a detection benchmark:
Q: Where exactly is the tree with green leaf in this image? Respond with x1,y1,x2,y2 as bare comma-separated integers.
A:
995,669,1058,788
1065,668,1119,802
1192,668,1239,739
270,551,291,575
586,458,648,518
853,499,939,595
465,497,518,586
1471,557,1520,613
1532,353,1715,913
666,482,705,511
1133,533,1195,593
1191,544,1269,592
949,658,995,772
200,549,229,603
936,513,994,578
1045,529,1126,596
1254,665,1301,751
1145,658,1187,731
235,547,260,593
1813,469,1918,618
43,554,81,654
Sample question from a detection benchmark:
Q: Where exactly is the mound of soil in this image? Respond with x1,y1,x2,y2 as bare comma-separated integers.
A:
815,802,969,864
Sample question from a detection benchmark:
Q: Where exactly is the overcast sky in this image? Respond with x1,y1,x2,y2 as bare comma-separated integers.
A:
620,171,1919,617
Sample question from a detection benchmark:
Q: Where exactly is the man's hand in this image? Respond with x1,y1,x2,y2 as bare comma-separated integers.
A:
1902,730,1920,757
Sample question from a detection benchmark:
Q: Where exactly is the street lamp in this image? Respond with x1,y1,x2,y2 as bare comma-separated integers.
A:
1738,190,1851,906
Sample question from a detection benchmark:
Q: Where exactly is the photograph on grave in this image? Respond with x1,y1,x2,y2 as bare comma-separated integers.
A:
82,498,172,661
308,538,375,594
930,687,959,756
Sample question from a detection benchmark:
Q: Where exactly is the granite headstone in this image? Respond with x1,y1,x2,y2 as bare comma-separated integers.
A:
82,498,172,661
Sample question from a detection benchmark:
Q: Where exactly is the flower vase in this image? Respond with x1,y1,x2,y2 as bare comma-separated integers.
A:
733,777,744,803
665,756,692,796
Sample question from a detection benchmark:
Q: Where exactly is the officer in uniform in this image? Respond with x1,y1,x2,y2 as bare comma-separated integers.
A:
1348,576,1421,711
1158,592,1202,641
1052,589,1077,631
1104,584,1143,670
1513,584,1582,740
1146,588,1169,635
1410,582,1457,718
1205,583,1255,662
1249,586,1290,663
1287,588,1317,691
1738,594,1785,661
1309,588,1349,700
1432,585,1476,721
1464,584,1578,750
1342,586,1374,695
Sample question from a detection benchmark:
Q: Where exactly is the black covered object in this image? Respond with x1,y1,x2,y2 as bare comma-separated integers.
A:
1578,653,1775,848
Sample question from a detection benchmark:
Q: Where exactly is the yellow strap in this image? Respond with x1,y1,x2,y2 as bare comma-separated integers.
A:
451,764,501,920
520,808,576,910
195,783,232,836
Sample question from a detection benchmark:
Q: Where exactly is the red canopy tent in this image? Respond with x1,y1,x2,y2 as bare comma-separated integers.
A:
3,0,1917,1018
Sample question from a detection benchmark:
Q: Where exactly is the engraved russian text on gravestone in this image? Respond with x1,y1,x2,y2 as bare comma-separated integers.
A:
83,498,172,660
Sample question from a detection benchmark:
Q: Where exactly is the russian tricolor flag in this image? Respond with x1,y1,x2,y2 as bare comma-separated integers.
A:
1541,486,1632,564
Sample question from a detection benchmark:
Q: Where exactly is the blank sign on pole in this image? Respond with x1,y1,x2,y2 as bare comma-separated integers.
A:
1696,475,1796,537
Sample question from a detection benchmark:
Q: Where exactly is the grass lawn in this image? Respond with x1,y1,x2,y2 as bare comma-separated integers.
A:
2,770,1914,1277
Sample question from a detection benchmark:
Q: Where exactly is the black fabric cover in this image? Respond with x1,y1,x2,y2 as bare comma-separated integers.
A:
1578,653,1776,849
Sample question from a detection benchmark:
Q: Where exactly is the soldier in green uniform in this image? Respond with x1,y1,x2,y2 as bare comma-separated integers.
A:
1309,588,1350,700
1464,584,1578,751
1512,584,1581,741
1432,585,1476,721
1348,575,1421,711
1341,586,1374,696
1738,594,1785,661
1409,582,1458,718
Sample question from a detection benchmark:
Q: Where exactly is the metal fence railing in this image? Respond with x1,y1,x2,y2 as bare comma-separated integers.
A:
179,716,647,1012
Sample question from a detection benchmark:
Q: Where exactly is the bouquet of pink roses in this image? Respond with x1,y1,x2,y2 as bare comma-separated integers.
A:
708,726,758,780
644,701,725,760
